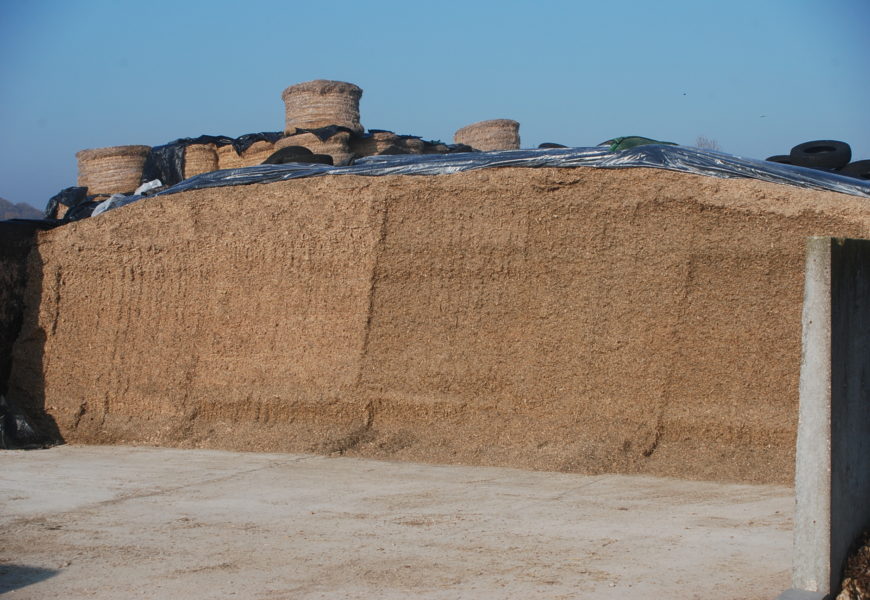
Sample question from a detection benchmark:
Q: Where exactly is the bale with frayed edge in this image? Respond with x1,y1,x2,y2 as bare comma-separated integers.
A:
216,140,276,170
183,144,219,179
281,80,363,135
350,131,425,158
454,119,520,151
76,145,151,195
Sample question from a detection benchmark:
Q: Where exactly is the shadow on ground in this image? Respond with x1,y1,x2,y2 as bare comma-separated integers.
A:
0,563,59,593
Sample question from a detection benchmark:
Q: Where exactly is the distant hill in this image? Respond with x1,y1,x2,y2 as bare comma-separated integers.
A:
0,197,42,220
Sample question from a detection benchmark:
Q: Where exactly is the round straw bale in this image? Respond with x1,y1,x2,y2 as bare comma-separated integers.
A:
350,132,426,159
216,141,277,170
216,145,243,170
423,141,451,154
350,131,400,158
241,140,276,165
453,119,520,151
374,145,406,156
183,143,219,179
276,131,353,166
76,145,151,195
281,80,363,135
399,137,425,154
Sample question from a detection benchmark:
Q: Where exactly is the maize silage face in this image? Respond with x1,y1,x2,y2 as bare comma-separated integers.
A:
9,168,870,483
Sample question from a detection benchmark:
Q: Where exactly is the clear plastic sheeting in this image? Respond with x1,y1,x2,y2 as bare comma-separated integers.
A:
154,145,870,201
89,193,145,217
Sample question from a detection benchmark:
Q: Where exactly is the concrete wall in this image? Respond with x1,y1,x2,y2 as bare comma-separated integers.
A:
8,168,870,483
790,237,870,598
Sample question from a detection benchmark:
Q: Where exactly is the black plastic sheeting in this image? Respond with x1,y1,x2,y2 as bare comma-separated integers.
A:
152,144,870,200
140,128,367,188
35,145,870,222
141,132,285,188
297,125,356,141
0,395,58,450
43,186,88,219
41,186,112,222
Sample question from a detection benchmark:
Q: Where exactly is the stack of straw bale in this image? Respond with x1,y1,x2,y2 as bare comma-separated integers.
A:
401,137,425,154
349,132,425,158
281,80,364,135
423,141,451,154
183,144,219,179
453,119,520,151
276,131,353,166
216,140,276,170
76,145,151,195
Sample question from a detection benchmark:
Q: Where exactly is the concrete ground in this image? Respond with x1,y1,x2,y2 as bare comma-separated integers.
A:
0,445,793,599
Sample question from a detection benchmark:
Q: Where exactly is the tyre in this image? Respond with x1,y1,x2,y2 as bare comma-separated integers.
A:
789,140,851,170
766,155,794,165
838,160,870,181
307,154,334,165
262,146,333,165
539,142,568,149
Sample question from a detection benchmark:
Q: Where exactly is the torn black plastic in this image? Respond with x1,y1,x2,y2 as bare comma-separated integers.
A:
43,187,88,219
0,395,60,450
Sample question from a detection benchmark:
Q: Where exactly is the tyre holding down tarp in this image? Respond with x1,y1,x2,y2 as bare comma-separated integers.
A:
262,146,333,166
766,155,794,165
789,140,851,170
839,160,870,181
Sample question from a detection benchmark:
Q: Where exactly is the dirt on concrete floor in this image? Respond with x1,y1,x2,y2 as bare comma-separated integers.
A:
0,445,794,600
8,168,870,484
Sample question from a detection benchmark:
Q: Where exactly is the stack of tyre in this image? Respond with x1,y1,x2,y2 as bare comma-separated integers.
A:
767,140,870,181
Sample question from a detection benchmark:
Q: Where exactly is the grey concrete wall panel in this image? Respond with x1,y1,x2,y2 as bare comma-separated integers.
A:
791,236,870,597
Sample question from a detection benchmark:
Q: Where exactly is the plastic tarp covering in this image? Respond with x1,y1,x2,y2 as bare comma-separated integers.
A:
1,394,57,449
43,186,88,219
74,146,869,221
152,145,870,200
141,133,285,188
139,129,366,188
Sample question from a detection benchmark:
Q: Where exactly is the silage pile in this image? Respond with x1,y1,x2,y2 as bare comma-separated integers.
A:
10,167,870,484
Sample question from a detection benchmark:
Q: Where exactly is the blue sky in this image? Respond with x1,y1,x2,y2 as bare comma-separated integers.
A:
2,0,869,210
